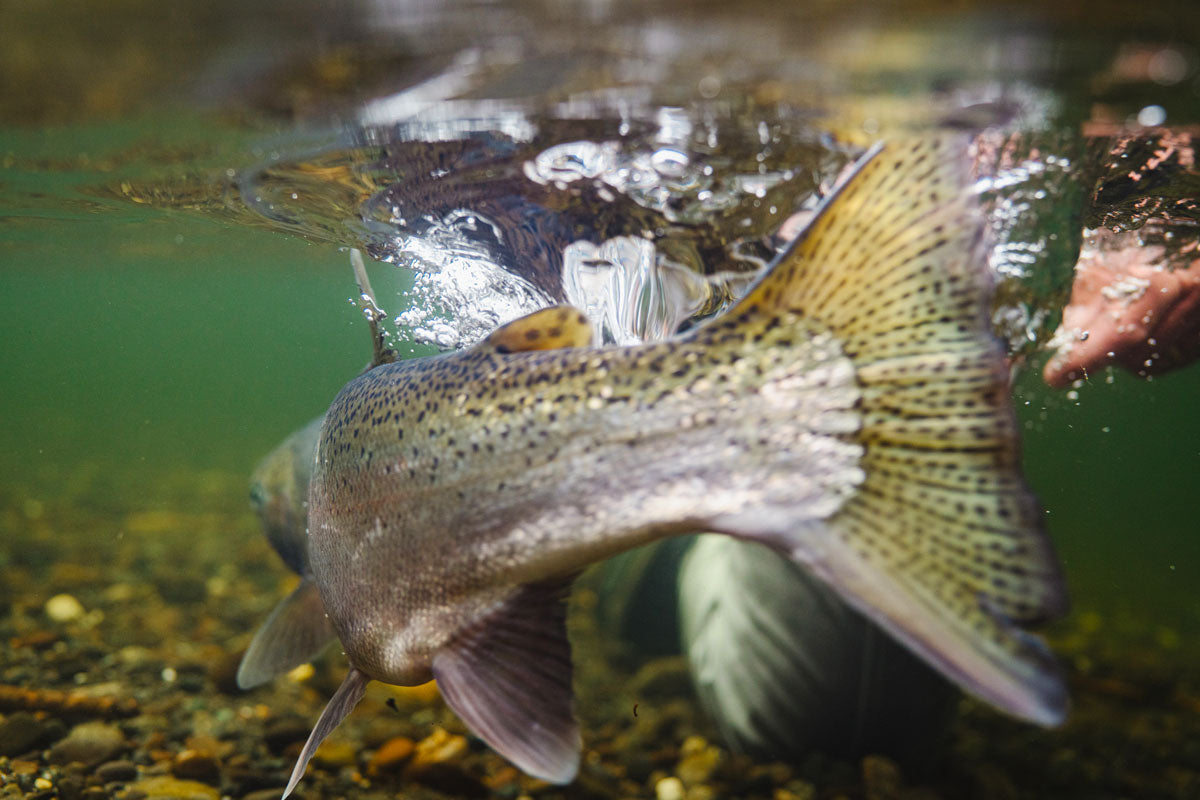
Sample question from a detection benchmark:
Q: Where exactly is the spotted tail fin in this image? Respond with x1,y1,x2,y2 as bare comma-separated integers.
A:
732,137,1068,725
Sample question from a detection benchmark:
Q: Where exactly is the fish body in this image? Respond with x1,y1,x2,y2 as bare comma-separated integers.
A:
285,138,1068,795
238,418,336,690
315,308,860,680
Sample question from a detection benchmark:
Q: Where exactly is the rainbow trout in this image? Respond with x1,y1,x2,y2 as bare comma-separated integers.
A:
283,138,1067,796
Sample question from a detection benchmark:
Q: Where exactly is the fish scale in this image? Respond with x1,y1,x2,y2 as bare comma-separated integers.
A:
278,137,1069,797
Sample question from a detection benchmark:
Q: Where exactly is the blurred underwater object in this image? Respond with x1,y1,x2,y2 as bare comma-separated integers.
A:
679,536,957,764
597,535,956,766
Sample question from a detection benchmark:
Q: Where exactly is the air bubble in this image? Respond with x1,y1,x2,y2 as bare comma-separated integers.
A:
1137,105,1167,126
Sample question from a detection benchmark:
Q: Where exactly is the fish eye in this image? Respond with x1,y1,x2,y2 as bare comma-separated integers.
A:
249,484,268,510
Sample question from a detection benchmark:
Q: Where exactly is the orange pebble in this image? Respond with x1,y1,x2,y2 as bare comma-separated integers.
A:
366,736,415,776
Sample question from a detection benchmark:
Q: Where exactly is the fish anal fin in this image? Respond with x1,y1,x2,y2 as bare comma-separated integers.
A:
484,306,593,353
283,667,369,799
432,578,580,784
237,578,337,690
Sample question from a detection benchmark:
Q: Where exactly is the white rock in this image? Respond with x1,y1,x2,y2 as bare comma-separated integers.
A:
656,776,685,800
45,593,85,623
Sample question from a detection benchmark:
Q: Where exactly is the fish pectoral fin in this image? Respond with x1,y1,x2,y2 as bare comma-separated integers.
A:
483,305,594,353
283,666,369,799
432,577,581,784
236,577,337,690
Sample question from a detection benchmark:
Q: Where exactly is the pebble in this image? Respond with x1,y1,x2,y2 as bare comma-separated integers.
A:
675,736,721,786
222,759,288,794
366,736,415,776
45,593,86,623
407,763,487,797
407,728,467,774
47,721,125,766
262,717,311,754
206,650,243,695
57,775,84,800
381,681,440,710
311,739,358,769
242,790,288,800
402,729,485,796
128,776,220,800
0,712,62,757
95,759,139,782
776,785,817,800
657,776,686,800
10,630,59,650
171,749,221,784
861,755,903,800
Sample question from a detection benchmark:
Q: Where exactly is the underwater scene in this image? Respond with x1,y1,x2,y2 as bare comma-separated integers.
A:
3,1,1200,798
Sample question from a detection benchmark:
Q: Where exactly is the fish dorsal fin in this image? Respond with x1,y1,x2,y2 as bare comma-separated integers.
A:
483,306,593,353
283,666,369,798
432,578,580,784
236,577,337,690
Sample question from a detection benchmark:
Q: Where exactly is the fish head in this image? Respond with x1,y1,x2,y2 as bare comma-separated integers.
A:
250,416,324,576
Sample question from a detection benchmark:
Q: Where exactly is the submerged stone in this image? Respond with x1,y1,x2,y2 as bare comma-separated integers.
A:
129,776,220,800
47,721,125,767
0,712,64,756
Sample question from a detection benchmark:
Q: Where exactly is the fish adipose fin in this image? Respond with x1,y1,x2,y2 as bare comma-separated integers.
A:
720,138,1069,726
484,305,594,353
433,578,581,784
282,666,369,799
236,578,337,690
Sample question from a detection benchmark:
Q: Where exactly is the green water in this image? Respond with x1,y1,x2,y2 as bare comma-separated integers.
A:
1018,367,1200,637
3,2,1200,798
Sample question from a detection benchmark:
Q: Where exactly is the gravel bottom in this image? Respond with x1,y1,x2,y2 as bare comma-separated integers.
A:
2,464,1198,800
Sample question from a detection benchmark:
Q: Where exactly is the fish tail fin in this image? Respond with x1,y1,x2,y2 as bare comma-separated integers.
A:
725,138,1069,725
